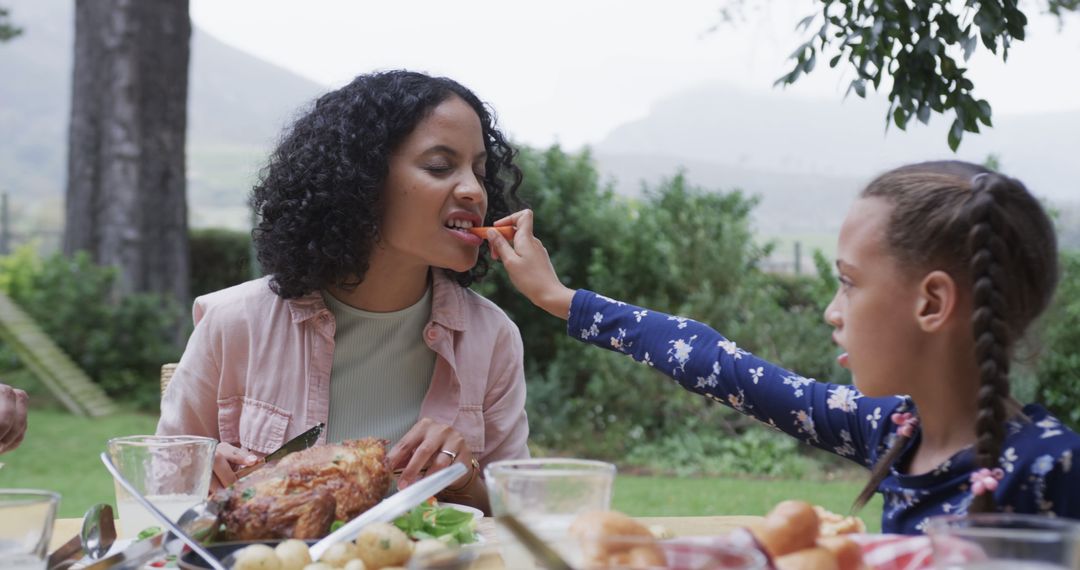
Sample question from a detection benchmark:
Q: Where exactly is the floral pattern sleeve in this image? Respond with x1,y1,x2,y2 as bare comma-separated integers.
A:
567,289,907,467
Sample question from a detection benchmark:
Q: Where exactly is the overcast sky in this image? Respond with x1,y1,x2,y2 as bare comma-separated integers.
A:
189,1,1080,150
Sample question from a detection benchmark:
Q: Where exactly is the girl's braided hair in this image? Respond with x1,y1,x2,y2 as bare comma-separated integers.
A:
852,161,1058,512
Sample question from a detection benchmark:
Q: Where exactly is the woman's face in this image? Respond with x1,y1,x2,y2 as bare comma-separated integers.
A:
824,197,925,397
378,95,488,274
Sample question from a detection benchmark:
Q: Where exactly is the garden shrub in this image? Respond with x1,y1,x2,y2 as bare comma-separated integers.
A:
0,246,183,409
190,228,254,297
478,146,844,474
1035,250,1080,429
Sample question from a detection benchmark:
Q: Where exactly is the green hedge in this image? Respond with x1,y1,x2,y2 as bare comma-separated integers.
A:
190,228,255,297
474,147,846,473
1035,250,1080,428
0,247,183,409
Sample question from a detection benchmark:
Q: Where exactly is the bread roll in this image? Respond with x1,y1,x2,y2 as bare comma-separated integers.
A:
569,510,654,540
814,506,867,536
751,500,820,558
570,510,665,570
817,536,863,570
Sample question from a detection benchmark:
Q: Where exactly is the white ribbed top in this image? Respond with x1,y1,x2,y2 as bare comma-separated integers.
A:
323,287,436,446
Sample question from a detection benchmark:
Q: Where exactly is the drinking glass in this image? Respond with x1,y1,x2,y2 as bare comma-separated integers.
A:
927,513,1080,569
485,458,616,568
106,435,217,539
0,489,60,570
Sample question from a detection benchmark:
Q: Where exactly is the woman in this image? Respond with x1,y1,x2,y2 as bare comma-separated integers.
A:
158,70,529,512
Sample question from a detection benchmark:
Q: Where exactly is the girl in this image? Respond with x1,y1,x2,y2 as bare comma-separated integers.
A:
486,161,1080,533
158,70,530,513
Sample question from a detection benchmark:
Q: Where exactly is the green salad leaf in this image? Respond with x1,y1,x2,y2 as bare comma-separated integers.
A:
136,526,162,541
393,502,477,546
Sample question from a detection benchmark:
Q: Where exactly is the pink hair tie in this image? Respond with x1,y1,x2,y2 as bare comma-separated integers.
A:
891,412,919,438
969,467,1005,496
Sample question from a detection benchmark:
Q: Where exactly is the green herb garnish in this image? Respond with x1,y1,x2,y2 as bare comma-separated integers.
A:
392,503,477,545
241,487,256,501
136,526,162,541
329,520,345,533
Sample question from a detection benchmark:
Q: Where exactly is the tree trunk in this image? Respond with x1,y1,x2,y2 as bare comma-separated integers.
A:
64,0,190,307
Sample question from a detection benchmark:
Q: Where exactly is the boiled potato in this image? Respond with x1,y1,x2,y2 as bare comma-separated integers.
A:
302,564,336,570
342,560,367,570
233,544,282,570
319,541,362,568
274,540,312,570
411,538,448,560
354,523,413,569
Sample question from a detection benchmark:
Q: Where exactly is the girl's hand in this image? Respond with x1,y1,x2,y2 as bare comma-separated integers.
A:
210,441,259,491
487,209,575,320
389,418,475,490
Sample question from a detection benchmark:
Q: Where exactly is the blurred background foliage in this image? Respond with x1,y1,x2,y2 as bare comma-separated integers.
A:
1,145,1078,478
0,248,183,409
475,146,852,476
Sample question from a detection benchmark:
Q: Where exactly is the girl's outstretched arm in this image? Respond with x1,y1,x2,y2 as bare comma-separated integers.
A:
487,210,906,468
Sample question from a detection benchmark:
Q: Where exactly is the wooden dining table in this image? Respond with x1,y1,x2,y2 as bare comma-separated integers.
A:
50,514,764,551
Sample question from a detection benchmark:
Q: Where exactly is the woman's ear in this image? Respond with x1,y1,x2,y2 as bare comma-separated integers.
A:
915,270,958,332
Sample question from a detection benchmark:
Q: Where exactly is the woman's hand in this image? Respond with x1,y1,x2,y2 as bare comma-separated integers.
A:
0,383,28,454
486,209,575,320
210,441,259,492
388,418,474,490
389,418,489,513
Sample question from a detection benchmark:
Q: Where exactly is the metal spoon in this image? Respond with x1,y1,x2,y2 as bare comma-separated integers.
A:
45,503,115,569
99,452,228,570
175,498,223,544
82,503,117,560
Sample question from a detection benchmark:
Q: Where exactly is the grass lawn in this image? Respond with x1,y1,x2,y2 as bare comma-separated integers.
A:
1,408,882,531
0,408,159,517
614,476,882,533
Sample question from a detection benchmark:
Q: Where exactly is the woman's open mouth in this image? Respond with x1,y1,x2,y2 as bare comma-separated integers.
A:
444,219,483,246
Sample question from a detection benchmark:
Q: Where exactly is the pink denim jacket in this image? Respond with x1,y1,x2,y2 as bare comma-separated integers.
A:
157,270,530,469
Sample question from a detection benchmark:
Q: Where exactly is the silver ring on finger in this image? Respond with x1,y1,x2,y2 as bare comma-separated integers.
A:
439,449,458,462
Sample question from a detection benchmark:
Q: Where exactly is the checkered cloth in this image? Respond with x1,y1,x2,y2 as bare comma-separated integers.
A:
848,534,935,570
661,530,769,569
662,532,977,570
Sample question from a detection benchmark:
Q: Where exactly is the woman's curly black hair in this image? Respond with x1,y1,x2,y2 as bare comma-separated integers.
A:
251,70,524,299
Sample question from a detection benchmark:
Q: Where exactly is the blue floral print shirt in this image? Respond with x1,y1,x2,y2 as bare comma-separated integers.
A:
568,289,1080,534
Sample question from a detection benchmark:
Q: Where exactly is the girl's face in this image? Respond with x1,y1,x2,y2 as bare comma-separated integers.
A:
824,197,925,397
378,95,488,273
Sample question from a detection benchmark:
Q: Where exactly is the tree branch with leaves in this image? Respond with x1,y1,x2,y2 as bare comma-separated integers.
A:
769,1,1077,150
0,6,23,42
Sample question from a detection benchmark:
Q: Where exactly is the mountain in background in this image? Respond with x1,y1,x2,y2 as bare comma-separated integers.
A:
592,82,1080,251
0,0,324,234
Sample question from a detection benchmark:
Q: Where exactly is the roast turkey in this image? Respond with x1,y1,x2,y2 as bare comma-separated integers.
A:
216,437,391,540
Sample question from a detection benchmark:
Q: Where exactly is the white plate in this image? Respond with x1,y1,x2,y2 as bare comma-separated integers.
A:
440,501,484,520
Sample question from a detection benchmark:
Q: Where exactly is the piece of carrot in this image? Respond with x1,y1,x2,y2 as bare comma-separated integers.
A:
467,226,515,239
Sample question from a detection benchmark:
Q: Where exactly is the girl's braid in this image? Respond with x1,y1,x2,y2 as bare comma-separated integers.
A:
966,174,1012,513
